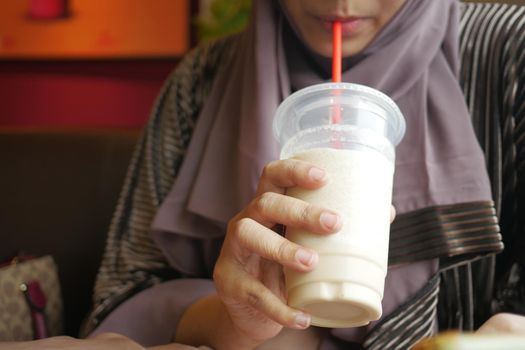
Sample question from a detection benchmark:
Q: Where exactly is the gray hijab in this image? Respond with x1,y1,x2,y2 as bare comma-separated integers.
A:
151,0,491,259
151,0,492,341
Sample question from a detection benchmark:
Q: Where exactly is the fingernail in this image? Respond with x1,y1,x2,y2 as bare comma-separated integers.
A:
296,249,315,266
320,212,340,230
295,312,311,328
309,167,326,182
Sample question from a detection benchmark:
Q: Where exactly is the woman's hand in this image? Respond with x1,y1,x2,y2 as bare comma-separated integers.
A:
477,313,525,334
213,159,342,345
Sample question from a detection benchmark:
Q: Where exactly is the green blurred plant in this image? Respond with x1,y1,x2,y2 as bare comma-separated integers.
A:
197,0,251,42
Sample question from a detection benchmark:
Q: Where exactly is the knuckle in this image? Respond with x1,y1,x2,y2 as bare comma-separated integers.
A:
254,192,277,214
235,217,253,236
262,160,278,179
228,218,253,249
212,264,224,284
298,203,314,224
213,270,227,293
214,264,236,295
232,218,258,245
285,159,301,179
245,289,263,309
276,239,292,262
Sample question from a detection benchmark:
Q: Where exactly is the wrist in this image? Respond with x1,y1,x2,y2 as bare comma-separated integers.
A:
176,295,264,350
216,304,263,350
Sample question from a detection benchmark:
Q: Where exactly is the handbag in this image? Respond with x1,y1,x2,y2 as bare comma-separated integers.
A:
0,254,63,340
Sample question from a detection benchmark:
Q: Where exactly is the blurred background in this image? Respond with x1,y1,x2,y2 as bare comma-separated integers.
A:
0,0,522,129
0,0,249,129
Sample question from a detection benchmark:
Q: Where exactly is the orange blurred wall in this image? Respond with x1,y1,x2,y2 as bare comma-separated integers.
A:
0,0,189,59
0,0,194,128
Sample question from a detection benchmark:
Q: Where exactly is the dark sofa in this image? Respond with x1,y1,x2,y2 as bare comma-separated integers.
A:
0,128,139,336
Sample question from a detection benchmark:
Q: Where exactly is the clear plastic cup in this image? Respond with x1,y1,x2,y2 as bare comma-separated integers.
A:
273,82,406,328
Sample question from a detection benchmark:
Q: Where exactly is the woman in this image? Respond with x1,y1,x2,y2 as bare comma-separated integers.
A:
85,0,525,348
5,0,523,349
79,0,524,348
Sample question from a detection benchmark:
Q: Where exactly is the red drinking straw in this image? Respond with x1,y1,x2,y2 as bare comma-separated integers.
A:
331,21,342,125
332,21,342,83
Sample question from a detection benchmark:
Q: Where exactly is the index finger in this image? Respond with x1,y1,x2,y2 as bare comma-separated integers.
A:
256,159,328,196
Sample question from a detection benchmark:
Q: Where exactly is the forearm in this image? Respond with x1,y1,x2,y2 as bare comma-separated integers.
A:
0,341,39,350
0,333,144,350
175,294,261,350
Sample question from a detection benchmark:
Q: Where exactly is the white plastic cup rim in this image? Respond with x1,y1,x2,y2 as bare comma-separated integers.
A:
273,82,406,148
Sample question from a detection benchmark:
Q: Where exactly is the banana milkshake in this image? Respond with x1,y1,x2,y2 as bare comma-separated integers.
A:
273,82,406,327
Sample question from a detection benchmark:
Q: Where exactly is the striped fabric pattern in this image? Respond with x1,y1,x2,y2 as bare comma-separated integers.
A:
363,275,440,350
440,2,525,331
82,3,525,348
389,201,502,266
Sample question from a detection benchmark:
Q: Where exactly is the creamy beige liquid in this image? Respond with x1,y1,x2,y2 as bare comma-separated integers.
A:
285,147,394,327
